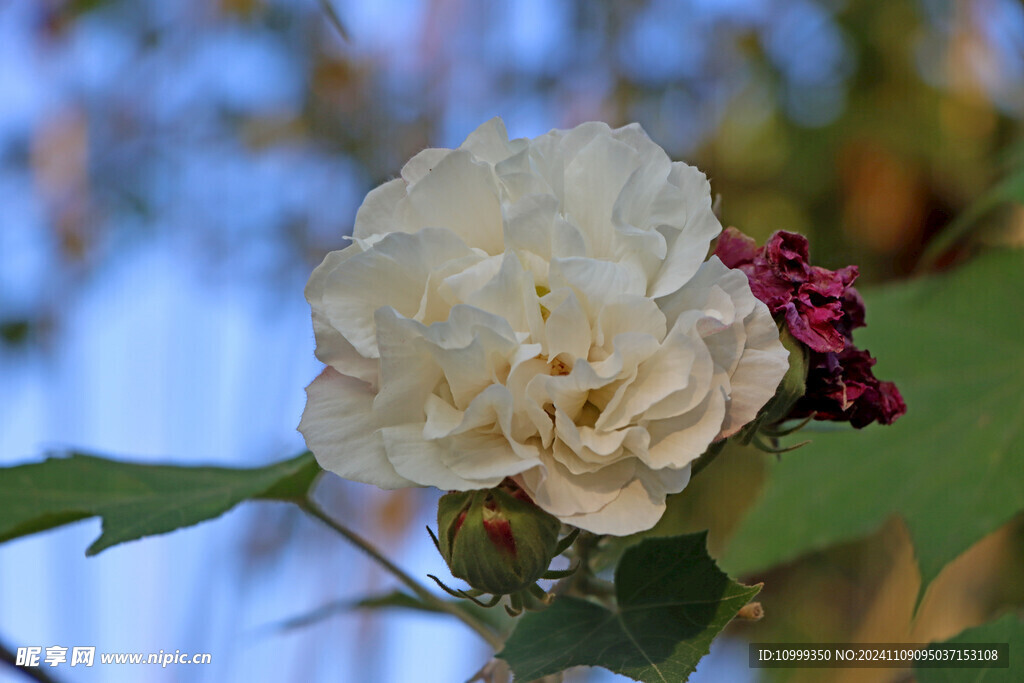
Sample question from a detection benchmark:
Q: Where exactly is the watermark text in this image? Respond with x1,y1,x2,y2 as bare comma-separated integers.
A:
16,646,211,669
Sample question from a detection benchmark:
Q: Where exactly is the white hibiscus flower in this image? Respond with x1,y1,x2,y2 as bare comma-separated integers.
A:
299,118,789,535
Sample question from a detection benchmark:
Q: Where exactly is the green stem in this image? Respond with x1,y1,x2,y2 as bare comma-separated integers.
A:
689,439,727,479
556,532,614,603
316,0,350,41
298,499,504,651
0,638,61,683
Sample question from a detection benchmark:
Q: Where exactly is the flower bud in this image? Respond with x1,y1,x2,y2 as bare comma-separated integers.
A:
437,484,562,596
758,325,808,426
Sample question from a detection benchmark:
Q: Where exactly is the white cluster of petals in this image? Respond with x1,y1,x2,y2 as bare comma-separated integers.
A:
299,119,789,535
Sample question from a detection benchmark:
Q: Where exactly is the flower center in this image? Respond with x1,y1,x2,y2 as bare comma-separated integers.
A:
549,357,571,376
534,284,553,321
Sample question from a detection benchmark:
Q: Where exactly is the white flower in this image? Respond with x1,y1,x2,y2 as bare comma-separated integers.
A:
299,119,789,535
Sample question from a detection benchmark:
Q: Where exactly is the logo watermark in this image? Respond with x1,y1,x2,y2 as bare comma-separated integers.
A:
16,646,211,669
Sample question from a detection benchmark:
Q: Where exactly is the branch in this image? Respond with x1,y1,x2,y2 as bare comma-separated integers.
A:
298,499,504,650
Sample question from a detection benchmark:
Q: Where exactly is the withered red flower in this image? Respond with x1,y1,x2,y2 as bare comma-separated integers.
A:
792,347,907,428
715,228,858,353
715,227,905,428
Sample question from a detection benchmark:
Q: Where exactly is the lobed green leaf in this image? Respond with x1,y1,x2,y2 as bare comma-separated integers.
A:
276,590,511,634
498,532,760,682
723,249,1024,592
915,613,1024,683
0,451,321,555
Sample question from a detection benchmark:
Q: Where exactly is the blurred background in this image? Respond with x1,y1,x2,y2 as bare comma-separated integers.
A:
1,0,1022,681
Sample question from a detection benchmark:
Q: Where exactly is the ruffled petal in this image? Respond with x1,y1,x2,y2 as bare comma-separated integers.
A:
353,178,410,240
316,228,478,358
299,368,414,489
550,256,648,311
459,117,525,165
517,454,635,517
597,314,709,431
558,462,690,535
305,246,379,385
381,424,502,490
373,308,441,424
401,148,451,185
646,163,722,298
562,133,641,258
404,149,505,255
646,386,728,468
594,296,667,353
542,288,592,363
718,301,789,437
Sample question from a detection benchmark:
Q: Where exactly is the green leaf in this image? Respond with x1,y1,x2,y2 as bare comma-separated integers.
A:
498,532,760,683
723,249,1024,591
0,451,321,555
63,0,119,17
275,591,438,631
276,590,511,634
919,167,1024,269
915,613,1024,682
354,590,437,612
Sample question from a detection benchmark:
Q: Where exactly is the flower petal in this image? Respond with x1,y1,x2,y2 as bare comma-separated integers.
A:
381,424,503,490
647,163,722,298
401,148,451,185
503,193,559,262
444,252,539,334
417,304,521,410
459,117,525,164
305,246,378,385
373,308,442,425
718,301,789,437
543,288,592,363
517,454,635,517
353,178,410,240
646,386,728,468
404,149,504,255
596,314,709,431
562,133,642,258
550,257,648,312
559,463,691,535
316,228,479,358
299,368,414,489
594,296,667,353
442,431,539,481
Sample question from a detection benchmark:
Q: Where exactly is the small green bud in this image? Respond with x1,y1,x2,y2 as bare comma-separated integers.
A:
758,325,808,426
437,483,561,596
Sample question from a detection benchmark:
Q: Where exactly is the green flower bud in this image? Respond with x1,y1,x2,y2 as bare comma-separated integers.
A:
758,325,809,426
437,484,562,596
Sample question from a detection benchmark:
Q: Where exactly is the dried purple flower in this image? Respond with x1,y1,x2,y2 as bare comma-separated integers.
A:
715,227,906,428
791,347,907,428
716,228,858,353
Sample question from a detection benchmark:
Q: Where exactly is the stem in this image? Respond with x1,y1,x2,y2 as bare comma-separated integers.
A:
316,0,350,41
555,532,614,603
298,499,504,650
689,439,726,479
0,639,61,683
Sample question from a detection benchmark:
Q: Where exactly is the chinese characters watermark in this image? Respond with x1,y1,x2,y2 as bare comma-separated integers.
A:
16,646,209,668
